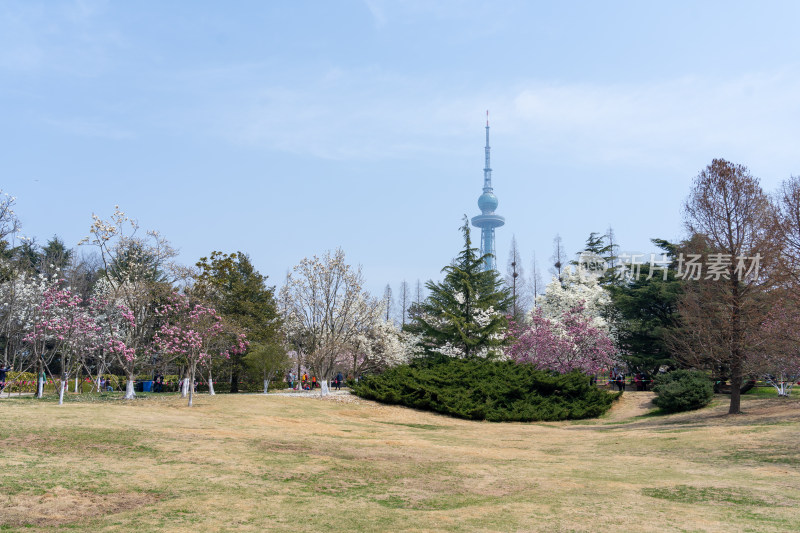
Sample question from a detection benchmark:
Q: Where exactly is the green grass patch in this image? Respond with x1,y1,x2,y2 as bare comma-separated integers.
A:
744,386,795,398
378,421,450,430
642,485,770,506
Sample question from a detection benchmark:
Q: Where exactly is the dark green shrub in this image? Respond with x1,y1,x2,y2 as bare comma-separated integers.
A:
351,359,619,422
652,370,714,412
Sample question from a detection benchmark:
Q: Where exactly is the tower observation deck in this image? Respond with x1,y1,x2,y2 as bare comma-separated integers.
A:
471,112,504,271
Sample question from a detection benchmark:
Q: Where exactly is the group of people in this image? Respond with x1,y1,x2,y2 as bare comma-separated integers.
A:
608,369,652,392
288,371,346,391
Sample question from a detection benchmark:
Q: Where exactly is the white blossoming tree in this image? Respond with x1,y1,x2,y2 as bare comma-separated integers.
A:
81,207,180,399
280,249,384,386
536,266,612,334
349,319,416,377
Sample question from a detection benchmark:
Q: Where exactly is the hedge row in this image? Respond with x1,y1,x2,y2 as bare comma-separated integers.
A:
351,359,620,422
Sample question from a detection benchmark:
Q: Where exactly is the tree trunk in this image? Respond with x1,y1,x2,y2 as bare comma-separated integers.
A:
263,379,269,394
321,379,329,396
124,378,136,399
58,374,66,405
36,359,44,398
208,369,215,395
188,363,195,407
230,366,240,394
74,374,79,393
181,372,189,398
729,359,743,414
729,283,743,415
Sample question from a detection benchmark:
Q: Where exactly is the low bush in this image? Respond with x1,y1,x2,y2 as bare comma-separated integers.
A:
351,359,619,422
652,370,714,413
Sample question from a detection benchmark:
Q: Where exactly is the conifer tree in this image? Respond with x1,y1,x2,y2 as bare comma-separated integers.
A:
410,218,511,359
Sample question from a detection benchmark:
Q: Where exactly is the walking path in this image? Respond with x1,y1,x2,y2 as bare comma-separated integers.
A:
269,389,351,397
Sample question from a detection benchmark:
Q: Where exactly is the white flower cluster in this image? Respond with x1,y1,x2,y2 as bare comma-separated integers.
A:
536,266,611,333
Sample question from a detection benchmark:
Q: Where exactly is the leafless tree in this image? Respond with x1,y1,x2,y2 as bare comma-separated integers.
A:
667,159,779,414
383,284,393,322
605,226,619,270
398,280,409,327
529,252,544,308
505,235,530,321
280,249,382,382
0,190,20,246
550,234,566,283
773,175,800,288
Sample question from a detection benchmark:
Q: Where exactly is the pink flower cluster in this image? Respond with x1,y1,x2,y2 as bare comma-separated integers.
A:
153,293,247,365
508,303,616,375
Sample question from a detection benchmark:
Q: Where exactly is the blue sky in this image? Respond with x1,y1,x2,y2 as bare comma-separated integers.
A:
3,0,799,298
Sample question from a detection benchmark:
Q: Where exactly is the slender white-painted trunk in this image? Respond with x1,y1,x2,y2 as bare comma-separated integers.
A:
208,369,215,395
37,375,44,398
58,378,66,405
74,375,79,393
766,373,796,397
321,380,329,396
181,375,189,397
124,379,136,399
263,379,269,394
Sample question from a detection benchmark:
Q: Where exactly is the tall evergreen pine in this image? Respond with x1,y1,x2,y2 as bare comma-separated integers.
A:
411,218,511,359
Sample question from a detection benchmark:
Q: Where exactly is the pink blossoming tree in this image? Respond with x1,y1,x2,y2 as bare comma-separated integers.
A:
154,293,246,406
24,285,104,404
508,303,616,375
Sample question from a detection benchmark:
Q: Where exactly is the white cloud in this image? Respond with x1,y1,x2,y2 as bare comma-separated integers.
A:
508,69,800,171
192,64,798,178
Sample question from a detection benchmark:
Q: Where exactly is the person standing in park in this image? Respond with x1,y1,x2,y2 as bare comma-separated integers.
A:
0,365,11,394
335,372,343,390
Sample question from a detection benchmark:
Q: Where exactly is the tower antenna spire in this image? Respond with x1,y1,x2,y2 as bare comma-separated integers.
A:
472,112,504,271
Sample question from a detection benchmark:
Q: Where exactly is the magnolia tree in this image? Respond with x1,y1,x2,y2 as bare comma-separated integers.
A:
349,320,416,377
280,249,382,386
153,294,246,406
94,293,137,395
0,270,57,372
536,266,612,333
81,207,180,399
508,303,616,374
0,190,20,245
23,285,109,403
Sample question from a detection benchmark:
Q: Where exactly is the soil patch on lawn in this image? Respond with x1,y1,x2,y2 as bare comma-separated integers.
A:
1,487,159,527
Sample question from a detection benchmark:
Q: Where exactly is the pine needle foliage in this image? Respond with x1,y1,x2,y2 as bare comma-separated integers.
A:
352,359,619,422
410,218,512,359
652,370,714,413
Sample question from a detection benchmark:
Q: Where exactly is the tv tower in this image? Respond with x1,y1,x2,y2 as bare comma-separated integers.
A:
471,111,505,271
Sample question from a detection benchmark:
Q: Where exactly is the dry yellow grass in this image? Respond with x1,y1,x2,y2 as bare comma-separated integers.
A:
1,391,799,532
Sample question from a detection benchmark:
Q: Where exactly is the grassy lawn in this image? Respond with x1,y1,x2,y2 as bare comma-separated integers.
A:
1,391,799,532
